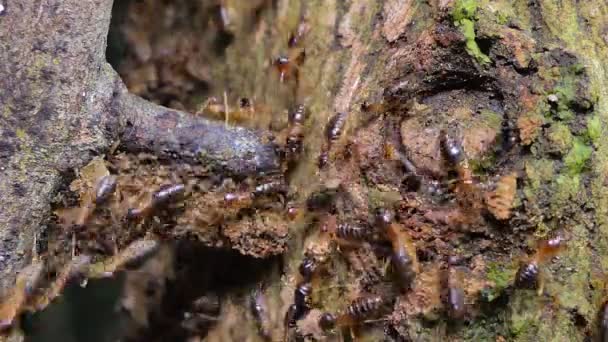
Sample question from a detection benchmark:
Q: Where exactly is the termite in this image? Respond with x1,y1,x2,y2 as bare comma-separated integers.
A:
250,289,272,341
319,296,385,331
446,256,466,320
126,184,185,219
515,234,565,293
376,208,418,291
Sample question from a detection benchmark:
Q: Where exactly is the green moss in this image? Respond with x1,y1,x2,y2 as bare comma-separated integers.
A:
525,159,555,190
458,19,492,65
452,0,491,65
453,0,478,22
483,262,516,302
564,138,593,175
508,291,541,339
587,115,602,144
547,122,573,154
552,174,580,210
480,109,502,130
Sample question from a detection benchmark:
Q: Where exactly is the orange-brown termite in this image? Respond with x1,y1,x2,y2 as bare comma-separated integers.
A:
515,234,566,293
375,208,418,291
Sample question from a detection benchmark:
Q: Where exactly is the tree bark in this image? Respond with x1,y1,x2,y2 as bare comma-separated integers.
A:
2,0,608,341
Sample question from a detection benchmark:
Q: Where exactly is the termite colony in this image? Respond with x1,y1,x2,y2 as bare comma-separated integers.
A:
0,2,583,342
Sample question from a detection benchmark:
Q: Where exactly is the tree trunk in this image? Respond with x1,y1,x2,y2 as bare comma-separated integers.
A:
2,0,608,341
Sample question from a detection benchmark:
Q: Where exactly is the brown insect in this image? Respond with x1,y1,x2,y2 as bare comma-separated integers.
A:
376,208,418,291
224,180,287,209
515,234,566,293
197,96,257,124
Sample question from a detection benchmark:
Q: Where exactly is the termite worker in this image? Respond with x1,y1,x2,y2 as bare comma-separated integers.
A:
446,256,466,320
375,208,418,291
285,104,307,159
250,289,272,341
319,296,385,331
126,184,185,219
224,180,287,209
515,234,565,293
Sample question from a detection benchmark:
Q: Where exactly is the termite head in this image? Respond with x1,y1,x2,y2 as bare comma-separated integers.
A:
288,104,306,124
533,232,566,264
286,204,300,220
319,312,337,331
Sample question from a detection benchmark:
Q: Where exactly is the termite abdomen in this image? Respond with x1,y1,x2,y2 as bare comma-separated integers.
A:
346,296,383,319
289,104,306,124
152,184,185,207
447,287,465,320
440,130,464,165
298,257,317,282
253,181,287,198
95,175,117,205
325,112,348,143
374,208,393,229
392,248,417,290
599,301,608,342
250,291,271,340
336,223,372,241
515,261,539,289
319,312,337,331
294,282,312,317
